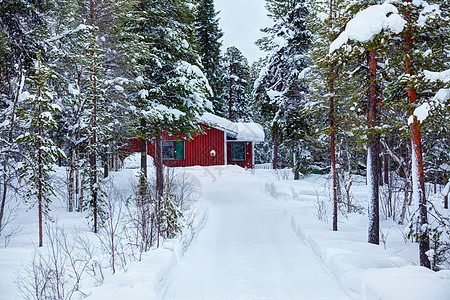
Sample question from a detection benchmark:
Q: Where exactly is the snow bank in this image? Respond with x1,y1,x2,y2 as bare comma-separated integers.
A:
292,217,450,299
362,266,450,300
123,153,154,169
86,241,181,300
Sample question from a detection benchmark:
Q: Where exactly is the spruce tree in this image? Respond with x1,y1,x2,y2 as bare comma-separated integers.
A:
16,52,65,247
254,0,312,171
0,0,51,234
125,0,211,244
222,46,251,122
195,0,224,116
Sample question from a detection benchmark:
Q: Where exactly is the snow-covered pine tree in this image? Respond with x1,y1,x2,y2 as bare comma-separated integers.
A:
195,0,225,116
254,0,312,171
82,27,109,234
50,0,130,213
47,1,94,213
0,0,50,236
125,0,211,245
221,46,252,122
16,52,65,247
388,0,450,268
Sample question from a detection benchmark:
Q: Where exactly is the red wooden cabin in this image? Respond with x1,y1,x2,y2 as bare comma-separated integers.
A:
124,113,265,168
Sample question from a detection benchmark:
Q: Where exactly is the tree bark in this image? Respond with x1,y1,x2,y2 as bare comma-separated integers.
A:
155,133,164,198
91,48,98,234
330,71,338,232
38,100,44,247
404,5,430,268
68,148,75,212
155,133,164,247
103,151,109,179
272,123,279,170
140,118,147,198
444,174,448,209
229,54,233,120
384,153,389,185
368,50,379,245
293,150,299,180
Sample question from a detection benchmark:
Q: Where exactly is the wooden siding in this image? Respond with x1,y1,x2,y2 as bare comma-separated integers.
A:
121,123,255,168
227,141,253,169
121,124,225,167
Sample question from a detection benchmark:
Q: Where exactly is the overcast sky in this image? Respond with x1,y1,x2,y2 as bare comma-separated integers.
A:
214,0,273,64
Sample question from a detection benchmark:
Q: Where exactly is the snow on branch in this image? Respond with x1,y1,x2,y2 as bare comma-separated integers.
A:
329,2,406,53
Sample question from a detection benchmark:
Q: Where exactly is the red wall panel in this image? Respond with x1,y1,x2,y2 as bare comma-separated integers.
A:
227,141,253,169
122,124,254,169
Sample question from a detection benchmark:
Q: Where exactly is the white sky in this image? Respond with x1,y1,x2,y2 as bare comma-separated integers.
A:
214,0,273,64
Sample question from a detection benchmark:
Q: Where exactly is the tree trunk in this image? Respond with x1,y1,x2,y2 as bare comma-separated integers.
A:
272,123,279,170
91,58,98,234
140,119,147,197
90,153,98,233
410,119,430,268
229,55,233,120
68,148,75,212
75,148,80,212
0,169,7,231
404,5,430,268
384,153,389,185
38,102,44,247
293,150,299,180
103,151,109,179
330,73,338,232
155,134,164,197
368,50,379,245
444,175,448,209
155,133,164,247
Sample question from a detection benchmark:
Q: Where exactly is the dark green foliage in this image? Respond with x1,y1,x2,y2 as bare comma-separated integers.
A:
221,46,252,122
195,0,224,115
254,0,313,170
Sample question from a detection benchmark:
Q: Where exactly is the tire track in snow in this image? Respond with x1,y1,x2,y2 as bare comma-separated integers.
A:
162,171,349,299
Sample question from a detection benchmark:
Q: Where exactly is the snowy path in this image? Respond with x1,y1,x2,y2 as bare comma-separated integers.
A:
162,170,349,299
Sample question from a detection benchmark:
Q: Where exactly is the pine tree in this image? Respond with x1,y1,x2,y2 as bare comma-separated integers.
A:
222,46,251,122
125,0,211,244
0,0,50,235
254,0,312,171
195,0,224,116
390,0,450,268
16,52,65,247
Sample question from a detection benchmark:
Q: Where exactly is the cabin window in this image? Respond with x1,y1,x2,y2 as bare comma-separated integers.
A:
231,142,245,161
163,141,185,160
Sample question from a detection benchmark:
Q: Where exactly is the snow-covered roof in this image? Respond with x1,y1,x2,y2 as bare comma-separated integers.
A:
235,123,265,143
200,112,265,142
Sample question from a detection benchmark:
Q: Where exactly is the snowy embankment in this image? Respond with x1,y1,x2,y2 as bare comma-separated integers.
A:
264,174,450,300
293,217,450,300
86,242,178,299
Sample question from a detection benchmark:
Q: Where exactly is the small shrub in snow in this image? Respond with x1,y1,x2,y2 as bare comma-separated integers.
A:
98,180,128,274
408,201,450,271
15,224,97,299
0,201,21,248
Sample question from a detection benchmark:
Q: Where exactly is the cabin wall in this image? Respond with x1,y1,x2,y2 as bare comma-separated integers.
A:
122,124,225,167
227,141,253,169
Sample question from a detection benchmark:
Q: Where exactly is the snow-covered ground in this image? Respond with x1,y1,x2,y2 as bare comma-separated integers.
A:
1,164,450,299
